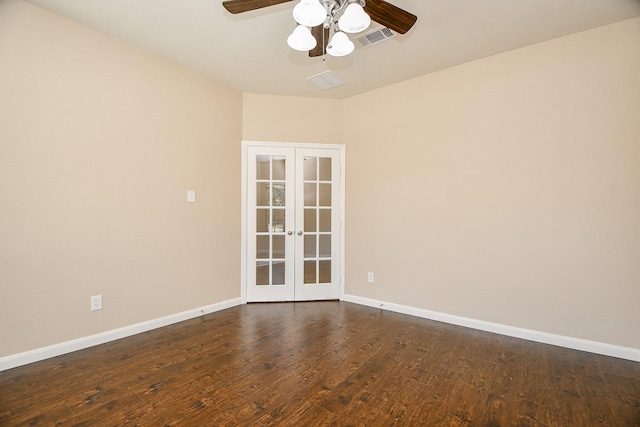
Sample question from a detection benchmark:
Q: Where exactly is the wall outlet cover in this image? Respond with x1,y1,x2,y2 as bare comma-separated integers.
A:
91,295,103,311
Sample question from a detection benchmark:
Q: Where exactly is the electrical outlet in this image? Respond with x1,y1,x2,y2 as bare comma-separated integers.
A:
91,295,103,311
367,272,374,283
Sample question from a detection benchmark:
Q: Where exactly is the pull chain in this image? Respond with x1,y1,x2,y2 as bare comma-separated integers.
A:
322,22,327,61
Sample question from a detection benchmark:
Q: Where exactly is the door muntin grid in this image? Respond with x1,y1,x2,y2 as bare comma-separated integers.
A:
302,156,332,285
255,155,288,287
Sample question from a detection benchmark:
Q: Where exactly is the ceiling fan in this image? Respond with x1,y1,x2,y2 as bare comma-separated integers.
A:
222,0,417,57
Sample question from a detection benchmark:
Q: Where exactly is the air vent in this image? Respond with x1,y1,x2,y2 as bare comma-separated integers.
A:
306,71,345,90
355,26,396,48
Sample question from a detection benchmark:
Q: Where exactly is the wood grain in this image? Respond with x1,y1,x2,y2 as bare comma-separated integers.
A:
1,302,639,425
222,0,295,15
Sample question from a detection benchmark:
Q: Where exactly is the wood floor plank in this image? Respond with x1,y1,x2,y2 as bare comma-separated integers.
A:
1,301,639,426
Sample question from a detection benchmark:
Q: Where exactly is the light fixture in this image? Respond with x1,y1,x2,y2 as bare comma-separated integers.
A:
287,25,318,51
326,31,354,56
288,0,370,57
293,0,326,27
338,1,371,33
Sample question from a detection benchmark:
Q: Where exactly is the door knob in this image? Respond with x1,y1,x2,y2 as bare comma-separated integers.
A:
297,231,303,235
287,231,293,235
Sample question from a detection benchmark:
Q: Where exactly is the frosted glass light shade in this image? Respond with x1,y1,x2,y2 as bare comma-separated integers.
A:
327,31,354,56
293,0,326,27
287,25,317,51
338,2,370,33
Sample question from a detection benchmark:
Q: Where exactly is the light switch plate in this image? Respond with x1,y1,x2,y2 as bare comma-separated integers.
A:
187,190,196,203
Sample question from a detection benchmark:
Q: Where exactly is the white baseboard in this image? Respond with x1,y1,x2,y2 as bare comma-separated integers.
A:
4,295,637,371
341,294,640,363
0,298,242,372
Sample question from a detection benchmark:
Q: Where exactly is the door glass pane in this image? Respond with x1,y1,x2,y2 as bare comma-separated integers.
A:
304,235,316,258
304,261,316,284
319,184,331,207
304,183,317,206
272,156,286,180
319,209,331,232
272,235,285,258
304,157,317,181
256,261,269,286
319,157,331,181
256,156,270,180
256,209,269,233
319,235,331,257
256,235,269,259
272,209,285,232
257,183,269,206
272,261,285,285
271,183,285,206
319,260,331,284
304,209,316,232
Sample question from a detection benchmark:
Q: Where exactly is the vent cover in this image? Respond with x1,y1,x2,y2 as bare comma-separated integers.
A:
306,71,345,90
355,26,396,48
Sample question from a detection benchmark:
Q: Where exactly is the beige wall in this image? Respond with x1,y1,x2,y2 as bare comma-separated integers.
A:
242,93,343,144
344,17,640,349
0,1,242,357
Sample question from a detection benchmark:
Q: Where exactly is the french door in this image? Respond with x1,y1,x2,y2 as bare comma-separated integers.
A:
244,143,343,302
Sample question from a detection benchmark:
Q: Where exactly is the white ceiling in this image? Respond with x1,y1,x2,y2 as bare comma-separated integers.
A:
25,0,640,99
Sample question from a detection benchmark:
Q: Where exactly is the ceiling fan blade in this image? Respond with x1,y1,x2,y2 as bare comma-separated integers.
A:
309,25,330,57
364,0,417,34
222,0,295,14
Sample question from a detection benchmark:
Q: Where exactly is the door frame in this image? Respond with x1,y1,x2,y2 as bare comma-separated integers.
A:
241,141,346,303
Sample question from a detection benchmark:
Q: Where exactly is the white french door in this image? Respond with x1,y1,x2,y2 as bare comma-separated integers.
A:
244,143,343,302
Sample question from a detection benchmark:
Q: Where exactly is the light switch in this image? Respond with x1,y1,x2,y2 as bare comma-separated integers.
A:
187,190,196,203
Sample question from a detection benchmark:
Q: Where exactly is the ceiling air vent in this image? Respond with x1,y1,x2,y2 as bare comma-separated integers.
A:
307,71,345,90
355,26,396,48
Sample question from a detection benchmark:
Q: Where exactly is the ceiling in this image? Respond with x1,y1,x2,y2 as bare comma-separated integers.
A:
25,0,640,99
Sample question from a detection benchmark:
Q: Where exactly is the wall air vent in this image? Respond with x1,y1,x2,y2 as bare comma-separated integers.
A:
355,26,396,48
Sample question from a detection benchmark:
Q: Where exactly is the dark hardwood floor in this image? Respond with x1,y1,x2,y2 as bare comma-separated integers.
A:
1,301,639,426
